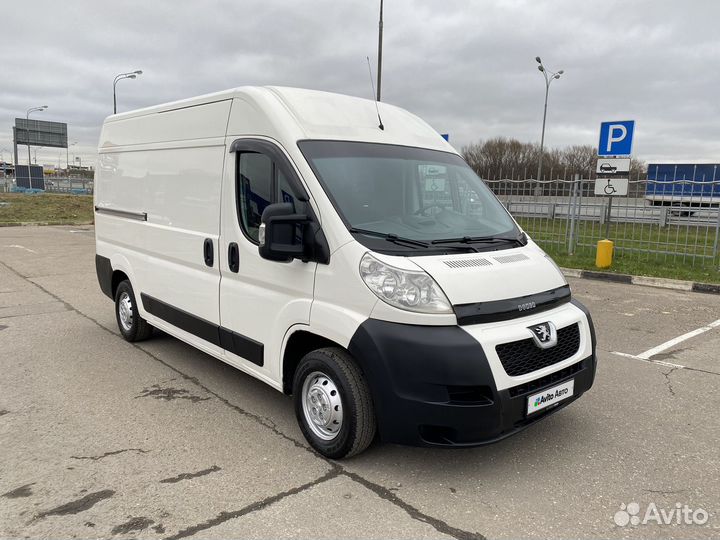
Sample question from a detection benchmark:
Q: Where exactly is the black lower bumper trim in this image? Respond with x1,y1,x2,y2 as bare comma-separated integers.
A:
95,255,113,299
348,309,596,448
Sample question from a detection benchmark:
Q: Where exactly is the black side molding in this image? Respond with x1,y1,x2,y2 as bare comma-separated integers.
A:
219,328,264,366
94,206,147,221
140,293,264,366
454,284,571,326
141,293,218,344
95,255,113,299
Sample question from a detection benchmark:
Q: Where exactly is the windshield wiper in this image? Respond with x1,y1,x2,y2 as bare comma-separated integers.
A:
348,228,478,252
431,233,527,247
348,227,430,248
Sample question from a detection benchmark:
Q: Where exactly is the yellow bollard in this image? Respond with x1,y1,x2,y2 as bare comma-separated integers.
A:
595,239,614,268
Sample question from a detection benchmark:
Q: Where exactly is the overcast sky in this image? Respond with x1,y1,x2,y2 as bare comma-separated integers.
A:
1,0,719,168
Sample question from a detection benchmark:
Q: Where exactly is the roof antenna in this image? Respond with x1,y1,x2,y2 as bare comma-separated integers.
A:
366,56,385,130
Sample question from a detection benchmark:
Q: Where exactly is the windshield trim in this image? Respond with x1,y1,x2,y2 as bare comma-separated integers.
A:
297,139,520,248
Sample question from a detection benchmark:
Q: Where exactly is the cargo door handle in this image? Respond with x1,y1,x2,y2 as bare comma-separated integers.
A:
228,242,239,273
203,238,214,267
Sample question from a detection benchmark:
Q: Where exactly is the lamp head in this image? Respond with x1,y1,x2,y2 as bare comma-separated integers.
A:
133,70,143,75
538,65,544,72
535,56,542,64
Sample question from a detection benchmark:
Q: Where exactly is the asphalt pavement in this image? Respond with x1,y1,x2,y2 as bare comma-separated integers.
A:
1,225,718,539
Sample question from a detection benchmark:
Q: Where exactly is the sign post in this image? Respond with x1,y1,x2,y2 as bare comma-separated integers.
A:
13,118,68,172
595,120,635,268
594,177,629,238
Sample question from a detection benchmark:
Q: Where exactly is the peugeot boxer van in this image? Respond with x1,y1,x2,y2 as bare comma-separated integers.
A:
95,87,596,458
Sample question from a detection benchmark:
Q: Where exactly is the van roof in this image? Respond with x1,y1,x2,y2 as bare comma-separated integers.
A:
105,86,455,153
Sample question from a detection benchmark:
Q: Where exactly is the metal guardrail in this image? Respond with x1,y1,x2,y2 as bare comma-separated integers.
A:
486,177,720,268
0,177,93,194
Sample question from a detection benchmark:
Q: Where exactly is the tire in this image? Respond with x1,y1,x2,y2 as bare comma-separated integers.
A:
293,347,376,459
114,280,153,342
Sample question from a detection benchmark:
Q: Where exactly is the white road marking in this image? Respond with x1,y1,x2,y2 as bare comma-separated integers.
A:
3,244,38,254
611,317,720,366
637,318,720,359
610,351,642,360
610,351,686,369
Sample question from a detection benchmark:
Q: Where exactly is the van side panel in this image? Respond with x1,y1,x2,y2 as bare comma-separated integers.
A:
96,100,231,337
96,142,225,326
100,100,232,146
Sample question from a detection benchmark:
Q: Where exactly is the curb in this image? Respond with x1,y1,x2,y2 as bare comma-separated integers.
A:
560,267,720,295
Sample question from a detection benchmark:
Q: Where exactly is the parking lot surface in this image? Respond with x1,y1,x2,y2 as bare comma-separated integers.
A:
1,225,718,539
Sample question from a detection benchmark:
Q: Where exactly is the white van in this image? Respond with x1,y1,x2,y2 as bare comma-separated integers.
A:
95,87,596,458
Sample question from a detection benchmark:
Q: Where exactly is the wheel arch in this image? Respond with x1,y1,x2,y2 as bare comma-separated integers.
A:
281,329,344,395
107,254,137,300
111,270,129,299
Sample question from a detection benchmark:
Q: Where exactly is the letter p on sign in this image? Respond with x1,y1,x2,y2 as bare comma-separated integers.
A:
598,120,635,156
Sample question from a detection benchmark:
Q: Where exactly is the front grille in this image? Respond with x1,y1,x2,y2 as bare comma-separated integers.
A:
496,323,580,377
507,360,585,398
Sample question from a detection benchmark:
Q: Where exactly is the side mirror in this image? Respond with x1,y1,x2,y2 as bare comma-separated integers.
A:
258,203,308,262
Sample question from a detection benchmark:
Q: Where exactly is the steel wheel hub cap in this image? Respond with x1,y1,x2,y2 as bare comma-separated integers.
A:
118,291,133,332
302,371,343,441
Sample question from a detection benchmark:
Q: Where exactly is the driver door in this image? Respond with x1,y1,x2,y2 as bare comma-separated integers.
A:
218,139,316,386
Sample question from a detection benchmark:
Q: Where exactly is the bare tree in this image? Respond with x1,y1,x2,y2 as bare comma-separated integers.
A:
462,138,647,182
462,137,540,180
560,145,596,178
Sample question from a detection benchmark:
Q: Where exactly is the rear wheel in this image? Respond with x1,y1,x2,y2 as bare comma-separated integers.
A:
115,280,153,342
293,347,376,459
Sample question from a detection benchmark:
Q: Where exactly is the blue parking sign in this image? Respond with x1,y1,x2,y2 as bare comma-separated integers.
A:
598,120,635,156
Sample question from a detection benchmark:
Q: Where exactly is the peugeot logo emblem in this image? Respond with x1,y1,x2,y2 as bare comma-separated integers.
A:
528,321,558,349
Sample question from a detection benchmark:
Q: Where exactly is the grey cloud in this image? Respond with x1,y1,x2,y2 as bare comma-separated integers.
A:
1,0,718,167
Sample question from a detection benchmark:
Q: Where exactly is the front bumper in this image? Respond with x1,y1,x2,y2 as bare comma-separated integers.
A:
347,299,597,447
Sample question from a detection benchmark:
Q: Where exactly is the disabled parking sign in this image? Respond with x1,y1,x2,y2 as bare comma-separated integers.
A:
598,120,635,156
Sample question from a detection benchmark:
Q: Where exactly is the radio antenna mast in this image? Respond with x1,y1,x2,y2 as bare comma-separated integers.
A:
366,56,385,130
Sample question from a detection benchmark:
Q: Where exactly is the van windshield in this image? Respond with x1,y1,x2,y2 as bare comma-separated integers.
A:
298,140,520,248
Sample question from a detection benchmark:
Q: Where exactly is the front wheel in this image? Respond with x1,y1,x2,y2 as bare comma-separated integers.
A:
293,348,376,459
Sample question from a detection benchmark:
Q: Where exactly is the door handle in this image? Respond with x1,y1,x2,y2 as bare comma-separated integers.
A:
203,238,214,267
228,242,239,273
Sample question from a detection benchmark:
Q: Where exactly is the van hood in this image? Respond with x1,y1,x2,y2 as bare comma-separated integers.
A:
407,245,567,305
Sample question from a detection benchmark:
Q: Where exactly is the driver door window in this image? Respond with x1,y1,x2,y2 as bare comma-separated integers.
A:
237,152,297,243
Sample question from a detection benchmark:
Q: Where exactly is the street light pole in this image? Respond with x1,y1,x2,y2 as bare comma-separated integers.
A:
33,147,44,164
376,0,383,101
535,57,563,182
113,70,143,114
67,140,77,175
26,105,48,168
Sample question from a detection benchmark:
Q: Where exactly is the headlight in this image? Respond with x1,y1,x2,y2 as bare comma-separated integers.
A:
359,253,452,314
